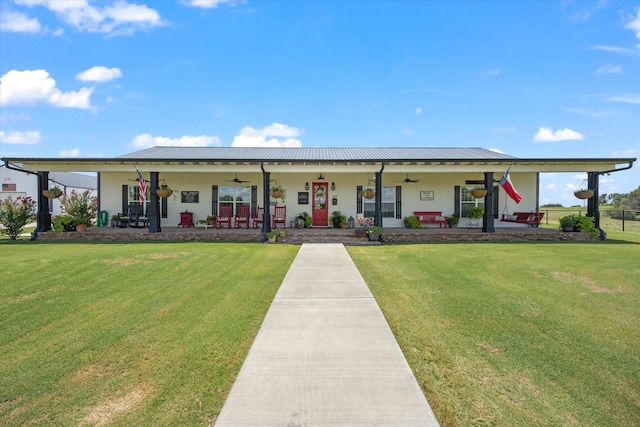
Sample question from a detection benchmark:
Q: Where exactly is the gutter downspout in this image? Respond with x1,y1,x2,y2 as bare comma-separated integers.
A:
260,162,271,241
374,161,384,228
594,160,635,241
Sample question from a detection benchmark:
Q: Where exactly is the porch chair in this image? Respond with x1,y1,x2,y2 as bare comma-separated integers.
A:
116,204,144,228
253,206,264,229
272,205,286,228
235,205,250,228
216,205,232,228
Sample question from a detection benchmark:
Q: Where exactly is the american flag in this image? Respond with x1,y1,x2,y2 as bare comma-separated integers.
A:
137,172,148,205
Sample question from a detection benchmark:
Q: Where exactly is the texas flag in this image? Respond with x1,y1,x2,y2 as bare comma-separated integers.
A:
500,166,522,204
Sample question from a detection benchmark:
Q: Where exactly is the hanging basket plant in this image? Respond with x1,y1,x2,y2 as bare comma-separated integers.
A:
156,179,173,198
574,189,594,200
270,184,286,201
470,186,487,199
362,185,376,199
43,186,63,199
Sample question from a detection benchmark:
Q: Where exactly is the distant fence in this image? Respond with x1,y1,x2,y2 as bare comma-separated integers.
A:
539,209,640,232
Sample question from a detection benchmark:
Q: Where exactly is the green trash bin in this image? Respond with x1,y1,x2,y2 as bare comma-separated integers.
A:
98,210,109,227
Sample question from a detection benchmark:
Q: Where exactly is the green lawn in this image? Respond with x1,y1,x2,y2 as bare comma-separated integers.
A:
2,235,638,426
348,231,640,426
0,242,299,426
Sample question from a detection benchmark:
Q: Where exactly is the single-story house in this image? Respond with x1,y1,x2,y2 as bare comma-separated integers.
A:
1,147,635,235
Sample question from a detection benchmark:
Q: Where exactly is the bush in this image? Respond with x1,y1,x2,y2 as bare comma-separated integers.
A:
60,190,97,226
0,196,36,240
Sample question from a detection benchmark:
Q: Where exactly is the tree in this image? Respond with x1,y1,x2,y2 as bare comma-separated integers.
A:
0,196,36,240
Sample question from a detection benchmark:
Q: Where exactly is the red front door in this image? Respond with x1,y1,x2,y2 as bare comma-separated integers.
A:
312,182,328,226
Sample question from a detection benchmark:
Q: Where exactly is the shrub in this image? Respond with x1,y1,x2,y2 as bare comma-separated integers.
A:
60,190,97,226
0,196,36,240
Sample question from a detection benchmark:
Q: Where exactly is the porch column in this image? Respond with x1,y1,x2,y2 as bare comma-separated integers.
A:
587,171,600,228
262,170,271,235
36,172,52,232
148,172,161,233
482,172,495,233
374,170,383,227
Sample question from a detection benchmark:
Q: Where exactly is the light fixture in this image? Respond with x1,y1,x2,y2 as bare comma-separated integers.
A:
305,182,309,190
331,182,335,191
318,174,325,180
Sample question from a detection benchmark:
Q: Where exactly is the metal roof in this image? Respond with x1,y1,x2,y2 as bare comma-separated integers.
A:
117,147,516,162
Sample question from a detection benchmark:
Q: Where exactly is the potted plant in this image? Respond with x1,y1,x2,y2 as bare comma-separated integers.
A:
330,211,342,228
404,215,420,229
470,185,487,198
52,215,75,232
362,185,376,199
295,212,312,228
110,214,120,227
340,215,348,228
270,184,286,201
366,226,383,241
266,231,278,242
207,215,216,226
559,215,575,232
468,206,484,219
43,185,63,199
446,213,459,228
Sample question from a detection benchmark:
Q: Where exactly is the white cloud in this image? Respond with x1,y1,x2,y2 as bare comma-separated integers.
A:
533,127,585,142
131,133,221,149
0,130,41,145
415,107,422,116
76,66,122,82
232,123,303,147
595,64,621,74
589,45,634,55
0,10,41,33
607,93,640,104
479,68,501,77
624,8,640,44
0,69,93,109
0,112,31,123
182,0,241,9
488,148,505,154
59,148,80,157
15,0,165,36
399,128,414,135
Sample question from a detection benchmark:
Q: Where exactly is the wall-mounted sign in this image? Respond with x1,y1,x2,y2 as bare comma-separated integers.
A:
298,192,309,205
420,190,434,201
181,191,199,203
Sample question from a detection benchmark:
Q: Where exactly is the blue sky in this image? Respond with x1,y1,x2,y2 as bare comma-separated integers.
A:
1,0,638,205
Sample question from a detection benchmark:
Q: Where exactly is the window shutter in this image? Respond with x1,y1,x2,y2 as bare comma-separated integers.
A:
161,196,168,218
493,185,499,218
454,185,461,216
395,185,402,219
356,185,363,214
212,185,219,215
121,185,128,214
251,185,257,216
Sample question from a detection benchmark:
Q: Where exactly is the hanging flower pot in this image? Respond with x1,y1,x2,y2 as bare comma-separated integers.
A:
43,187,63,199
362,186,376,199
470,187,487,199
574,189,594,200
156,179,173,198
270,184,286,201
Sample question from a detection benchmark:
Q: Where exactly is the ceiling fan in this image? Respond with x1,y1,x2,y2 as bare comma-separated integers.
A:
397,173,420,183
226,173,250,183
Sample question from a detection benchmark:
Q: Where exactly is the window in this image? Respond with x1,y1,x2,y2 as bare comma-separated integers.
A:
460,186,484,217
128,185,149,211
363,186,395,218
219,186,250,214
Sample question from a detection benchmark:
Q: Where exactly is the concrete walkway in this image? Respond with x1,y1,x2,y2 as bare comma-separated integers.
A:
215,243,440,427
